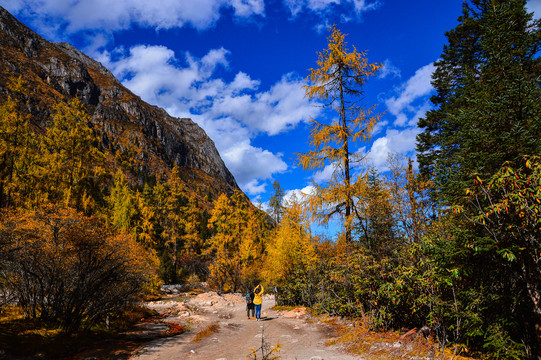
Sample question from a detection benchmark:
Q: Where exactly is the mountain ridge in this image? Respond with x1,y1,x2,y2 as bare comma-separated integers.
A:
0,5,239,201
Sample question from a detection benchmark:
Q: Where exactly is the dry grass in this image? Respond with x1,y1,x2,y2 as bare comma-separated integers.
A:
319,316,478,360
191,323,220,343
164,323,186,337
272,305,297,311
0,304,161,359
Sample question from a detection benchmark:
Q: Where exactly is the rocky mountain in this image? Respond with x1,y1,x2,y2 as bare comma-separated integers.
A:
0,6,239,201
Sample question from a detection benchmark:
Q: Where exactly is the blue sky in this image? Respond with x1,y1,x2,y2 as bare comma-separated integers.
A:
3,0,541,217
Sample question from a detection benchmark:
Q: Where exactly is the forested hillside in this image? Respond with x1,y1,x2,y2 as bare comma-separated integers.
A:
0,4,267,336
1,1,540,359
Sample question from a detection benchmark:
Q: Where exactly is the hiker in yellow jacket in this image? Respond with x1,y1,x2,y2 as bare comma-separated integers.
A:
253,284,264,321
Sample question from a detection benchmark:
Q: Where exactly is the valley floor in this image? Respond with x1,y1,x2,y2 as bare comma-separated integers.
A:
130,292,358,360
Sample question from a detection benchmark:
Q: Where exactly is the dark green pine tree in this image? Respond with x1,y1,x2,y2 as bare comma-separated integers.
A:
417,0,541,204
358,168,396,258
417,1,541,357
269,180,285,224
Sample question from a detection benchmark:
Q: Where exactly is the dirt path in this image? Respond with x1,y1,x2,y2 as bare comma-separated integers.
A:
130,292,360,360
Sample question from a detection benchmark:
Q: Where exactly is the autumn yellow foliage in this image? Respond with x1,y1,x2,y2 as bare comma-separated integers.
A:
0,204,157,333
299,25,383,243
207,191,269,292
263,196,318,285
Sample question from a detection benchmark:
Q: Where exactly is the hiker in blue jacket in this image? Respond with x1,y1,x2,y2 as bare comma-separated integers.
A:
246,288,255,319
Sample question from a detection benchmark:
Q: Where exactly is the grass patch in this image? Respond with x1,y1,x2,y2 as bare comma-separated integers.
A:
191,324,220,343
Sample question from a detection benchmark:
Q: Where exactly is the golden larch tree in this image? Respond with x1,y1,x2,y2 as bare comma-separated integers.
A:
163,165,187,282
207,191,265,292
43,97,104,208
0,77,39,209
263,195,318,286
180,194,204,256
207,193,241,292
298,25,383,243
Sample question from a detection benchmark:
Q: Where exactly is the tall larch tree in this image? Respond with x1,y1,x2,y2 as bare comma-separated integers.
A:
207,193,240,292
181,194,204,256
0,77,38,209
355,168,396,258
416,1,541,357
299,25,383,243
207,191,266,291
263,194,317,287
43,97,105,209
163,165,187,283
109,170,135,231
386,155,433,243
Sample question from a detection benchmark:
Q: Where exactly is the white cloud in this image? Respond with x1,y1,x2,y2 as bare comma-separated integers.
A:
527,0,541,18
102,45,318,138
230,0,265,17
284,185,315,205
384,62,435,127
393,113,408,127
209,74,319,135
312,162,337,184
229,72,260,93
410,101,431,127
220,138,288,194
283,0,380,18
285,0,339,16
378,59,401,79
366,127,421,170
385,62,434,116
98,45,315,195
5,0,265,41
371,119,388,137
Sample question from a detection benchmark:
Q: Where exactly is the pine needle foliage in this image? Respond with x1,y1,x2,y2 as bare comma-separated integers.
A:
417,1,541,357
299,25,384,243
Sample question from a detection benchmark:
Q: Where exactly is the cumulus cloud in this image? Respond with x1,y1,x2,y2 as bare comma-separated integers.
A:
5,0,265,41
284,185,315,205
385,63,434,117
360,63,437,172
366,127,421,170
371,119,388,137
101,45,231,111
312,162,337,184
99,45,315,195
209,74,318,135
385,62,435,127
220,138,288,194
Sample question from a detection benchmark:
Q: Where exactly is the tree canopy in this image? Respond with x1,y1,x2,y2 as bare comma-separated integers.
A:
299,25,383,243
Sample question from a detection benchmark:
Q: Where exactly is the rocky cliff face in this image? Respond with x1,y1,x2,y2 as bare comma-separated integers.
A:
0,6,239,197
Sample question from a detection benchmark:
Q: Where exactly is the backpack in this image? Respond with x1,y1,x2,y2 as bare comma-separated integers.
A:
246,292,252,303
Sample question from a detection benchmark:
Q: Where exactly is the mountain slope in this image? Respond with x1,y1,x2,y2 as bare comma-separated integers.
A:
0,5,239,201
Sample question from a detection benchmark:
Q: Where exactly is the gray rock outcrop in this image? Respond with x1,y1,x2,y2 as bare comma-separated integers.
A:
0,5,239,193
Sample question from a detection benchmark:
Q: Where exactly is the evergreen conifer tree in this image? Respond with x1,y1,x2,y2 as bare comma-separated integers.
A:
417,0,541,204
417,1,541,357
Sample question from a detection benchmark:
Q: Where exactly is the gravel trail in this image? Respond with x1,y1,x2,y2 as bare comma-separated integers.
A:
130,292,360,360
